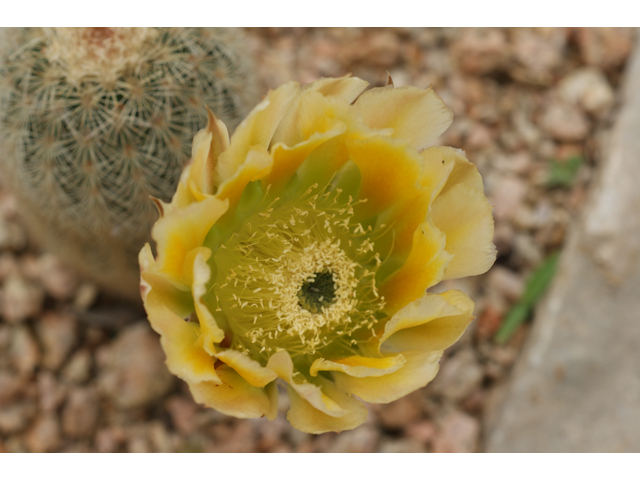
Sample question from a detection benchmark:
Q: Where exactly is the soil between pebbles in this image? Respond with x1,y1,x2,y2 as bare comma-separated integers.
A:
0,27,634,453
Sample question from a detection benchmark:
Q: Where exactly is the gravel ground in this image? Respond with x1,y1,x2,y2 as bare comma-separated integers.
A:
0,27,635,453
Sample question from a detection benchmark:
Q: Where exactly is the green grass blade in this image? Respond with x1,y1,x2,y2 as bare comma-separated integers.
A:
494,251,560,344
521,251,560,306
548,156,584,188
494,303,530,344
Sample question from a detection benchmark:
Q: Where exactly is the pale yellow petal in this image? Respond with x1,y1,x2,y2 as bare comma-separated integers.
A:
146,303,221,385
262,122,346,194
151,196,229,287
355,85,453,150
379,218,452,314
346,135,423,219
191,248,225,352
374,189,431,267
271,75,368,146
380,290,474,353
436,146,486,196
216,145,273,208
286,375,368,434
216,81,300,182
302,75,369,102
310,354,405,378
296,91,365,142
264,380,279,421
189,365,274,419
167,110,230,210
432,182,496,280
140,251,214,384
215,349,277,388
332,351,442,404
139,243,193,319
419,146,456,201
266,350,343,416
188,108,230,199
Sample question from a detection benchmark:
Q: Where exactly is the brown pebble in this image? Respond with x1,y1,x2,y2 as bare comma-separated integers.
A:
559,67,614,115
0,401,37,435
575,27,634,70
147,421,176,453
379,437,427,453
375,392,424,430
62,387,99,437
73,283,99,311
95,426,126,453
475,303,505,341
327,423,380,453
0,252,19,282
254,416,289,452
127,430,152,453
432,410,480,453
10,325,40,377
1,274,45,323
215,421,257,453
461,389,485,415
37,311,78,371
466,123,494,149
97,323,174,409
25,415,61,453
511,29,567,85
429,349,484,402
61,349,93,384
405,420,437,444
492,176,528,221
0,371,24,406
452,29,509,75
0,217,27,251
37,371,66,412
37,253,80,301
539,101,590,142
487,266,525,302
165,395,199,435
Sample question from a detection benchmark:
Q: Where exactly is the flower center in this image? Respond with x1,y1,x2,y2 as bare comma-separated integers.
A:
207,182,386,359
297,270,337,313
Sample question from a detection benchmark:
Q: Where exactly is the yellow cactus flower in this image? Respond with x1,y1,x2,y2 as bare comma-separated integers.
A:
140,75,496,434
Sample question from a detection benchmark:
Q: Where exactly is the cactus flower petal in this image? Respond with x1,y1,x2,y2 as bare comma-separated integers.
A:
189,367,277,419
140,76,495,433
354,85,454,151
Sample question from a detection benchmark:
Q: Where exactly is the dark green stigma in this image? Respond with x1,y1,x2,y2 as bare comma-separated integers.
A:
297,270,337,314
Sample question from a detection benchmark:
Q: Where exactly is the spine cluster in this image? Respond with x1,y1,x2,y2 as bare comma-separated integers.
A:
0,28,259,300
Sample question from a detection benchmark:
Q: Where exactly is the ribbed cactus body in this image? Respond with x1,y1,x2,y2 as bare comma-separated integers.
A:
0,27,259,301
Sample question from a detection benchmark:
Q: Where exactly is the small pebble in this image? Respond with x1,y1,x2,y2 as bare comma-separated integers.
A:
429,349,484,402
406,420,437,444
539,101,590,142
559,67,614,115
378,437,427,453
327,423,380,453
0,274,44,323
36,253,80,301
10,326,40,376
97,322,174,408
25,415,61,453
487,265,525,302
375,392,424,430
0,402,37,435
61,349,93,384
36,311,78,371
432,410,480,453
165,395,199,435
37,371,66,412
62,387,99,438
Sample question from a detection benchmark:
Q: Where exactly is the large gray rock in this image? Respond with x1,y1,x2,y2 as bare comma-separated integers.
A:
485,30,640,452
